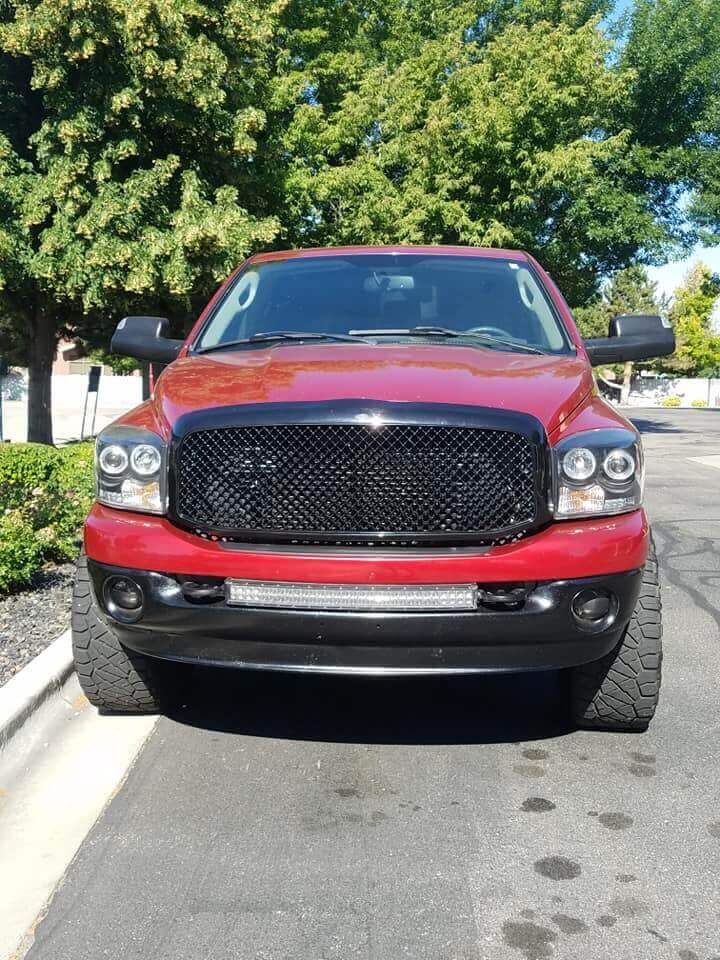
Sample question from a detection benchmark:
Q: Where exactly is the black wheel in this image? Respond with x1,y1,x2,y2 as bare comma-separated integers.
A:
571,540,662,731
71,553,162,713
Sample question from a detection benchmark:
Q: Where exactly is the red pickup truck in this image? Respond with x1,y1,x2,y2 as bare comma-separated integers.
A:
74,246,674,730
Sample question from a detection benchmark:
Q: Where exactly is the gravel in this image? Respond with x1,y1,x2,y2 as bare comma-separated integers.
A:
0,563,75,687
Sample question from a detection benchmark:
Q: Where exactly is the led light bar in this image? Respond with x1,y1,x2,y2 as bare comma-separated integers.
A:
225,580,478,612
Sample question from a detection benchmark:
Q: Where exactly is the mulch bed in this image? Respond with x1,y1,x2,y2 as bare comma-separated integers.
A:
0,563,75,687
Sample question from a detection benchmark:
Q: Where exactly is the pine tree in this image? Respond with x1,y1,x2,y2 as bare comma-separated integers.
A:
574,266,663,400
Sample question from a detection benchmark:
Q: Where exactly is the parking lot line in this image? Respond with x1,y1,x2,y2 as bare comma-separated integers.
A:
688,455,720,470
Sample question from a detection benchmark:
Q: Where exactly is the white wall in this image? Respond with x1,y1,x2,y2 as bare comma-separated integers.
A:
628,376,720,408
0,372,143,443
50,374,143,411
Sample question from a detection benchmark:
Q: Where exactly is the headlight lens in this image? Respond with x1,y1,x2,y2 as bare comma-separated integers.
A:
95,426,167,514
130,444,163,477
552,429,643,519
602,448,635,483
562,447,596,482
98,444,129,476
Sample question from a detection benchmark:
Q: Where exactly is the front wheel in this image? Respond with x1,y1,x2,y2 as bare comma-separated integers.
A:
72,554,163,714
570,541,662,731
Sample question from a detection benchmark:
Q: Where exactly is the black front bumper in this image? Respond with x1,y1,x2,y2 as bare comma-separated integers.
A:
87,560,642,675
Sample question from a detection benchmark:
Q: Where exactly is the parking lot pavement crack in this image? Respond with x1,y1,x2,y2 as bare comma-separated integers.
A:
652,523,720,633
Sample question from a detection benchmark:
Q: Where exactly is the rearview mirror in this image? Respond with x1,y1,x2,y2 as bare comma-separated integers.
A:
583,314,675,367
110,316,184,364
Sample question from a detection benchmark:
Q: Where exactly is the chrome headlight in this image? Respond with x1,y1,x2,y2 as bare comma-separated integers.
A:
95,426,167,514
552,429,644,519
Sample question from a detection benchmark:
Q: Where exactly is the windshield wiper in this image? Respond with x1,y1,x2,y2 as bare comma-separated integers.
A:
196,330,370,353
348,326,546,355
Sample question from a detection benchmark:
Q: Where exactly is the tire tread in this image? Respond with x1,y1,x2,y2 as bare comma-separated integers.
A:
71,554,161,713
571,540,662,731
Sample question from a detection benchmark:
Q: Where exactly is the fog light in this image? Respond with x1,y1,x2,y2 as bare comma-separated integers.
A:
104,576,144,621
572,588,612,623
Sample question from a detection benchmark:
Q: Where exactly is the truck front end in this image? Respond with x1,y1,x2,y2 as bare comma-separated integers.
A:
75,246,672,729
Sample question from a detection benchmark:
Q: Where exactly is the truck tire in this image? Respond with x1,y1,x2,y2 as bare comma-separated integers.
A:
72,553,162,713
571,541,662,731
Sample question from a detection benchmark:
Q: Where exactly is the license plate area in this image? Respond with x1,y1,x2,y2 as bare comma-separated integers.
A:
225,580,478,612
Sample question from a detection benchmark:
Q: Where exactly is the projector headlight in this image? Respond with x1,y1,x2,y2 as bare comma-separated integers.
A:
95,426,167,514
552,429,643,519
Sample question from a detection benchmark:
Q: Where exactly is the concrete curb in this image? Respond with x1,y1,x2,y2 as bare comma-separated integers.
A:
0,630,73,751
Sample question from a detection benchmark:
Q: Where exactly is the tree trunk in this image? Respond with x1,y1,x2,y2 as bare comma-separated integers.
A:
621,361,633,405
27,309,56,445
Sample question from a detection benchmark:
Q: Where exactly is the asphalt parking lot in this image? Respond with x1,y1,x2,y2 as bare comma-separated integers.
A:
25,409,720,960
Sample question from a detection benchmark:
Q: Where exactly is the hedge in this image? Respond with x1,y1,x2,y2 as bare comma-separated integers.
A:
0,441,95,594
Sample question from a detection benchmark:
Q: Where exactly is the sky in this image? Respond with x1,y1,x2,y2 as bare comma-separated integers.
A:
647,245,720,300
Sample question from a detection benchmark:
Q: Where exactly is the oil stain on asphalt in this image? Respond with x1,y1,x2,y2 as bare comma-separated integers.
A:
502,920,557,960
629,762,657,778
533,856,582,880
628,752,657,778
513,764,546,778
550,914,588,935
520,797,556,813
597,812,634,830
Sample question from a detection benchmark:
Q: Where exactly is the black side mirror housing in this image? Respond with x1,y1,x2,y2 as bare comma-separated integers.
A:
110,316,184,364
583,314,675,367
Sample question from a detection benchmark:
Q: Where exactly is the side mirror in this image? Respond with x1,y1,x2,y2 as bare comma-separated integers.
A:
110,316,184,364
583,314,675,367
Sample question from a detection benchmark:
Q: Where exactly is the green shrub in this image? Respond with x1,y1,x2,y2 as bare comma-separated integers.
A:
691,399,708,408
0,443,62,511
661,396,682,408
0,511,46,594
0,440,95,593
44,442,95,561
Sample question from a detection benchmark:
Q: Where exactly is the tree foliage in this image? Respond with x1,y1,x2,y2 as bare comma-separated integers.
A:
619,0,720,242
274,0,719,304
573,264,664,397
573,265,664,340
0,0,719,441
664,264,720,376
0,0,283,440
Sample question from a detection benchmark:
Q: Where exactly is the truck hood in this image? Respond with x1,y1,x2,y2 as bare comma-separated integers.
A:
151,344,592,436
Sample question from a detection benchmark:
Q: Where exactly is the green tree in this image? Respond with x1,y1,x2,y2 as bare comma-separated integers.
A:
274,0,719,305
574,265,664,339
0,0,282,443
618,0,720,246
663,263,720,376
574,265,664,398
2,0,720,447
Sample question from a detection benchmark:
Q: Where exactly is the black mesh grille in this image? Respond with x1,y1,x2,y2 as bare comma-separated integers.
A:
174,423,539,544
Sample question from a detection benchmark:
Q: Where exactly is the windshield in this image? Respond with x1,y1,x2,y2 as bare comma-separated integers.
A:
195,254,571,354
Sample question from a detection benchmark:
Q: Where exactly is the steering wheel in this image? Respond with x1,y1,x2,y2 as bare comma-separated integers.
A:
465,325,511,339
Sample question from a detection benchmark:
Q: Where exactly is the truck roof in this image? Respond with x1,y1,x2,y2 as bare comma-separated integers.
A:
247,245,531,265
